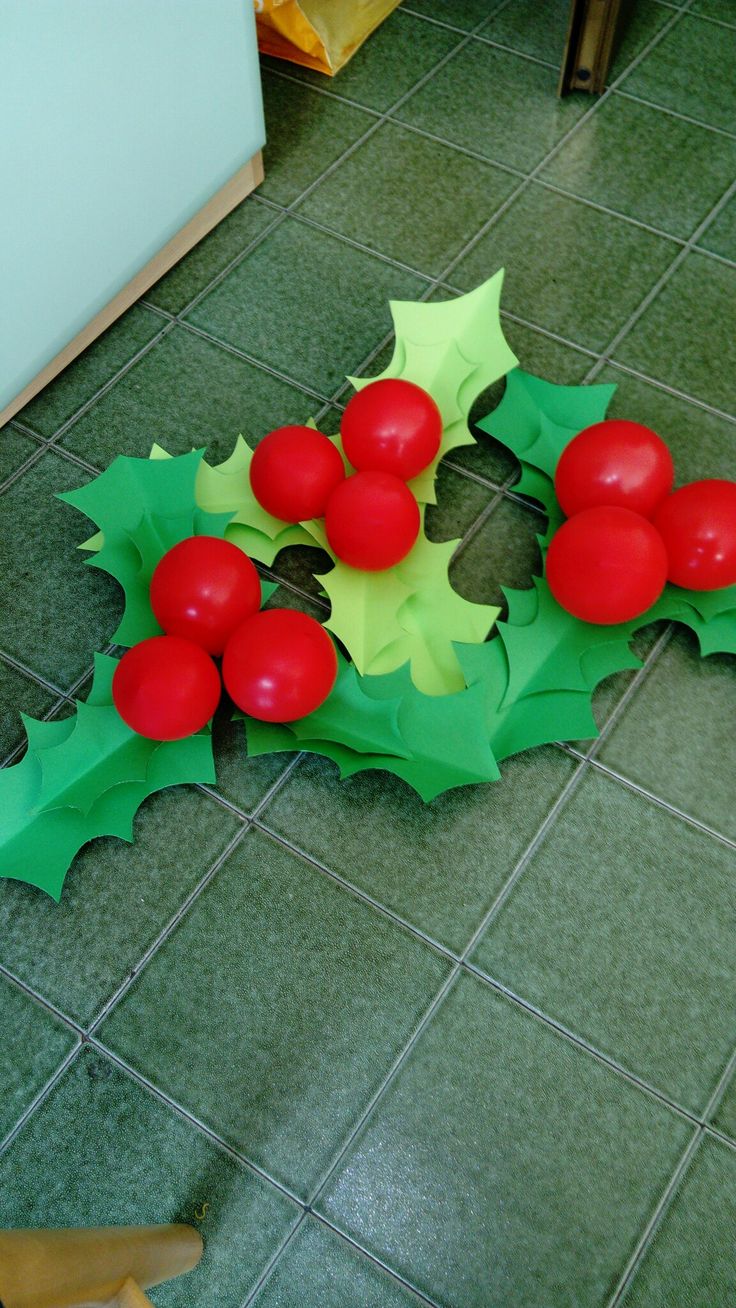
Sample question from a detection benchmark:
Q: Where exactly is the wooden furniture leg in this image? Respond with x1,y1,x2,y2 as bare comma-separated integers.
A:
558,0,624,95
0,1224,203,1308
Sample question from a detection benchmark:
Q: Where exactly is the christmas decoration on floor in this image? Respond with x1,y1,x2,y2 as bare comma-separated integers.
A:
2,271,735,899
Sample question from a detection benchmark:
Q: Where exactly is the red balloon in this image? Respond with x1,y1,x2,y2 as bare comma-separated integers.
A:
546,506,667,624
150,535,261,654
555,419,674,519
223,609,337,722
324,471,420,571
112,636,221,740
250,425,345,523
653,479,736,591
341,378,442,481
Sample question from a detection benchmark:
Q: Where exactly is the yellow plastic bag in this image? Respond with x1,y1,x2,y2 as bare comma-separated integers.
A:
254,0,402,75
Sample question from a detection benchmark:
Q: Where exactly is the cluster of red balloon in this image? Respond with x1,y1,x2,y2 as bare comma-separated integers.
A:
112,536,337,740
546,419,736,624
250,378,442,570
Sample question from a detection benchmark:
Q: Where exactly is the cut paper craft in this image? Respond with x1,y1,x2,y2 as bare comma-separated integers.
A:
2,272,735,897
0,654,215,900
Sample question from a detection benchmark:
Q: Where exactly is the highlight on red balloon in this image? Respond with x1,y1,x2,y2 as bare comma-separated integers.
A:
554,419,674,519
324,470,421,571
250,425,345,523
341,378,442,482
546,506,668,625
223,608,338,722
150,535,261,654
112,636,222,740
654,478,736,591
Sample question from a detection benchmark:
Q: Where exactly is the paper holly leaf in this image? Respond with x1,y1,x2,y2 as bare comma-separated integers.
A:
0,654,215,899
347,273,518,505
61,451,232,646
498,577,642,703
289,654,408,756
479,369,616,476
365,533,499,694
245,662,500,802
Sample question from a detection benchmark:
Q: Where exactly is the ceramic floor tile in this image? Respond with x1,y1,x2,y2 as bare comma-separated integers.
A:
260,746,577,953
597,364,736,483
17,305,164,438
0,661,58,762
0,428,39,482
396,39,588,174
185,220,427,398
472,768,736,1113
690,0,736,21
0,453,120,690
258,73,374,207
60,326,317,468
261,11,460,112
448,496,544,610
697,193,736,262
0,977,77,1142
541,95,736,238
0,1048,298,1308
621,1136,736,1307
317,972,691,1308
146,198,276,316
252,1218,422,1308
613,252,736,415
608,1,676,80
0,787,240,1027
454,185,678,352
297,122,518,278
710,1061,736,1140
481,0,569,64
99,828,451,1198
402,0,498,31
424,464,495,542
619,15,736,131
481,0,671,76
599,627,736,840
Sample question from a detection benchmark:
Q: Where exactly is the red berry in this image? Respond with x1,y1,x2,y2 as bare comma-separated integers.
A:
112,636,221,740
150,535,261,655
324,471,420,571
653,479,736,591
546,506,668,624
223,609,337,722
250,425,345,523
555,419,674,519
341,379,442,481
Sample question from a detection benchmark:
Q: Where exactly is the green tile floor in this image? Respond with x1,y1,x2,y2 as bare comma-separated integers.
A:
2,2,736,1304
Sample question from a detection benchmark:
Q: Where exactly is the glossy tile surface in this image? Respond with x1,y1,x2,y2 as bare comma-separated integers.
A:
99,829,451,1197
318,974,691,1308
3,7,735,1303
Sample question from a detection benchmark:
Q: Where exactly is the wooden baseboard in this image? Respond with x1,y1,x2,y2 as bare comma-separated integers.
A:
0,149,264,430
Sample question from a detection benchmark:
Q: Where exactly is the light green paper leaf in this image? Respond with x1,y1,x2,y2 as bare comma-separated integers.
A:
347,272,518,505
317,562,412,673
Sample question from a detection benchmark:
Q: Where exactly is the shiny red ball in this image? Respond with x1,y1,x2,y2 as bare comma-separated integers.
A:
223,609,337,722
250,425,345,523
546,506,668,624
555,419,674,519
150,535,261,655
324,471,420,571
653,479,736,591
112,636,221,740
341,378,442,481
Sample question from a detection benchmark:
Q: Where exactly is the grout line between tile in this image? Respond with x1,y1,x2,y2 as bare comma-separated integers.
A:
585,758,736,850
0,649,68,701
0,1043,83,1160
584,174,736,383
613,87,736,143
238,1214,309,1308
606,1126,703,1307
